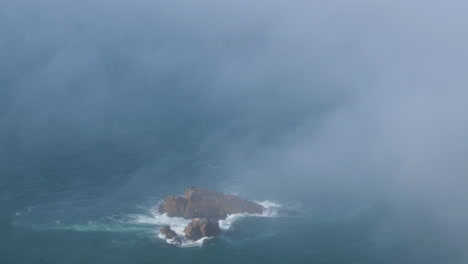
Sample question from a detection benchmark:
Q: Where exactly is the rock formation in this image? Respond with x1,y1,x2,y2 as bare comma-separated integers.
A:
160,225,184,245
160,225,178,239
159,187,265,244
159,195,187,217
159,187,264,220
183,218,221,241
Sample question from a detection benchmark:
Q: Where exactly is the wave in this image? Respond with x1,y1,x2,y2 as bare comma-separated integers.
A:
124,204,216,247
125,200,283,247
12,216,154,234
12,200,283,248
219,200,282,230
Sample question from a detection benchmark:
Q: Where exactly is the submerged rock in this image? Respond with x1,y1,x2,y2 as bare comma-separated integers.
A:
159,187,264,220
183,218,221,241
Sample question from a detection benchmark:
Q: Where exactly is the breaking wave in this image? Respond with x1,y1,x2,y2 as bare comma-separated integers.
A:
126,205,208,248
218,201,282,230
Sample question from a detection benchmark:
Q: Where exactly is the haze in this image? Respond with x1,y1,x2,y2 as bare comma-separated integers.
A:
1,0,467,262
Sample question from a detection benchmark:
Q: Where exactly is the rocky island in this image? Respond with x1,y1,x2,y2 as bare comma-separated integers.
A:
159,187,264,242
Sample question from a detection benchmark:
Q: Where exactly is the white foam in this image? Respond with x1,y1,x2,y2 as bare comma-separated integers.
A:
125,200,282,247
218,200,282,230
257,200,283,218
13,199,284,247
256,200,282,209
157,232,208,248
218,213,250,230
124,203,211,247
180,237,213,248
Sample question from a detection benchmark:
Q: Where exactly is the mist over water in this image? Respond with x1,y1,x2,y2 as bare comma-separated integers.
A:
1,0,468,263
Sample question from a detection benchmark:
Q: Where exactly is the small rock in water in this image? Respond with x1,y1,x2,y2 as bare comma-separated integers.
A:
160,225,177,239
160,225,184,245
184,218,221,241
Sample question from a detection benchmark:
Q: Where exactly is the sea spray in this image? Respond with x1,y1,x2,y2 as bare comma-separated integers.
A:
133,200,283,247
219,201,282,230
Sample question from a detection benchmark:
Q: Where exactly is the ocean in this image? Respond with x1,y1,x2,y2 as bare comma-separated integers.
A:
1,1,468,262
0,114,463,263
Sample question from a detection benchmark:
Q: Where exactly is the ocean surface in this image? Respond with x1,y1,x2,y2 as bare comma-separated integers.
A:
1,2,467,261
0,117,464,264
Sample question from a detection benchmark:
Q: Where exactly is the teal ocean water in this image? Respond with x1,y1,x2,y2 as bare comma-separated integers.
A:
2,1,468,263
0,116,464,264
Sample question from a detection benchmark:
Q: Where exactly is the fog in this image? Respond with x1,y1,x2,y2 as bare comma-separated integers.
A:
1,0,468,261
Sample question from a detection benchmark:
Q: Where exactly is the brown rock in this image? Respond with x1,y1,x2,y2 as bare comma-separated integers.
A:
184,218,221,241
160,225,184,246
160,225,178,239
159,195,187,217
159,187,264,220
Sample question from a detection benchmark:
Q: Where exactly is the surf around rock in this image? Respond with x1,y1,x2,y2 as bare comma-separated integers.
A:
159,187,264,243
